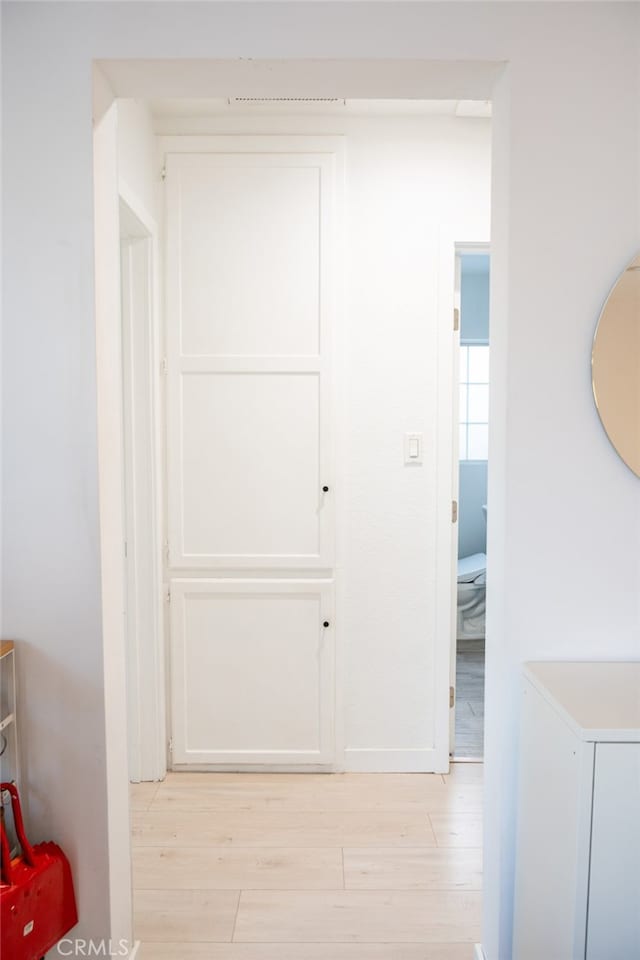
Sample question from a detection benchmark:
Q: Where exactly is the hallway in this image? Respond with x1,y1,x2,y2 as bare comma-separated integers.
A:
131,766,482,957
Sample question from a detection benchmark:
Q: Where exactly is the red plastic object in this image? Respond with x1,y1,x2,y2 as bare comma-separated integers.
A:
1,781,78,960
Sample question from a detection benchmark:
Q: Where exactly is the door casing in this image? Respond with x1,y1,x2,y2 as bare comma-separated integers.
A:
119,188,166,783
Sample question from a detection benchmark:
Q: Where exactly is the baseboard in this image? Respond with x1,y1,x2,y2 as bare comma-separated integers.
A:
474,945,487,960
171,762,333,773
344,747,438,773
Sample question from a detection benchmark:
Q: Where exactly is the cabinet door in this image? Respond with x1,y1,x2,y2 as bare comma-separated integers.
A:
512,680,594,960
586,743,640,960
165,146,338,569
164,139,341,771
170,579,335,766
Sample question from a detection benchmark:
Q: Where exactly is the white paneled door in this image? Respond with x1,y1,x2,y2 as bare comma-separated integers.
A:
164,138,341,768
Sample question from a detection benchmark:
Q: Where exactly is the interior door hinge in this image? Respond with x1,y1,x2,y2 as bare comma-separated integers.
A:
161,358,168,375
450,686,455,708
452,500,458,523
161,166,166,182
168,737,173,755
453,308,460,332
164,540,170,564
165,586,171,605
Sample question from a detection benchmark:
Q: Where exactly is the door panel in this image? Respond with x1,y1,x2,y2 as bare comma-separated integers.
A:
179,372,321,558
166,147,336,570
586,743,640,959
170,580,335,765
176,159,321,357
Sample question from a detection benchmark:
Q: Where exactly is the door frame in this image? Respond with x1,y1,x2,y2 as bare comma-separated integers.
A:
118,145,490,777
434,229,490,770
113,143,490,779
91,59,505,960
119,184,166,783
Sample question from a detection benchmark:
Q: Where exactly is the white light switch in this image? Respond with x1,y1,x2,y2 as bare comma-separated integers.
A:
404,433,423,464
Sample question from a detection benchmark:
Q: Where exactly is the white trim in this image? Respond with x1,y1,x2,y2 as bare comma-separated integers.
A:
158,133,347,157
434,225,459,772
344,748,439,773
118,178,156,241
474,945,487,960
120,235,143,781
171,763,339,774
330,139,346,775
118,188,167,784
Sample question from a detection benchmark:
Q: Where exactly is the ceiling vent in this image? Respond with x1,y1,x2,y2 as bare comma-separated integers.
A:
232,97,344,103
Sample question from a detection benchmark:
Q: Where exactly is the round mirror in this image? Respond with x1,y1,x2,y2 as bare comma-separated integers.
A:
592,253,640,477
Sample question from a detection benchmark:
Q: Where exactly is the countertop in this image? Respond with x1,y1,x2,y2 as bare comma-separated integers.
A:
524,660,640,742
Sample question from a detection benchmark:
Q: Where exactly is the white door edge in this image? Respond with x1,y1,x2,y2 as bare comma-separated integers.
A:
434,226,490,771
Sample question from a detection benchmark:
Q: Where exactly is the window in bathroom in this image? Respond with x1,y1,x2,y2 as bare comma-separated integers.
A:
459,344,489,460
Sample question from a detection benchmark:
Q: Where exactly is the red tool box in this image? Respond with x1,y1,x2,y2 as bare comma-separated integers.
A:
1,781,78,960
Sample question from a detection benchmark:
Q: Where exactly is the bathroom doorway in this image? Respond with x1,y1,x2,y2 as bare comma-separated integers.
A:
451,245,490,760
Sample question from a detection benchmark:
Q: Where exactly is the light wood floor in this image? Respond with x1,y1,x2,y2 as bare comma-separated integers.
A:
131,765,483,959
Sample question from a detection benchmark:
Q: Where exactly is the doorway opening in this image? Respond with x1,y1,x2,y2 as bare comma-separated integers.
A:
451,245,490,761
103,95,492,781
94,75,493,953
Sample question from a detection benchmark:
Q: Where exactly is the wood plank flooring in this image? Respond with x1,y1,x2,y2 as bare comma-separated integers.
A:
454,640,485,759
132,767,483,958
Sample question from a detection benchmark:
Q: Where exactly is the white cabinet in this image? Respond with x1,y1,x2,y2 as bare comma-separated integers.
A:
163,138,342,771
513,662,640,960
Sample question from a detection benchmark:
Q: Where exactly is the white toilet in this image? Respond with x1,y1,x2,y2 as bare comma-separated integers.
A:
457,552,487,640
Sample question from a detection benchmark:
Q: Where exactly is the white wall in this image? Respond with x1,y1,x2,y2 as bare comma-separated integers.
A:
2,22,112,953
159,112,491,771
337,116,489,765
2,5,639,958
117,99,161,224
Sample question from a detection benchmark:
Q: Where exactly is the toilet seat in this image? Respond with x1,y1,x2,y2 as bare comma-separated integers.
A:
457,552,487,583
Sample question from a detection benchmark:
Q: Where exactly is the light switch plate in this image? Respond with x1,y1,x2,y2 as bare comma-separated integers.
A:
404,432,423,465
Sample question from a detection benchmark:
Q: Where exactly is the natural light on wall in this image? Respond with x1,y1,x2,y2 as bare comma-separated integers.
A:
459,344,490,460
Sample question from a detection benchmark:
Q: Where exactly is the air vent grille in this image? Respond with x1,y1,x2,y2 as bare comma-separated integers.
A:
233,97,343,103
